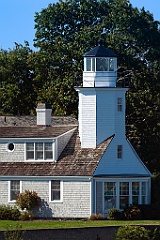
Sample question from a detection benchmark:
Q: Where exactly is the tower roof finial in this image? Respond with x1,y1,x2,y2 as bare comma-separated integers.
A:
98,39,103,46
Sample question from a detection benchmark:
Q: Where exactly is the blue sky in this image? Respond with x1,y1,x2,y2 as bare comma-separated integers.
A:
0,0,159,50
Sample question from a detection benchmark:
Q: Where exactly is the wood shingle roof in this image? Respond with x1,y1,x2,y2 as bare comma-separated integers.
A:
0,131,113,177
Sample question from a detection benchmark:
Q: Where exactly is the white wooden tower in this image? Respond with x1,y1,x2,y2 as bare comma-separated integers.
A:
75,40,128,148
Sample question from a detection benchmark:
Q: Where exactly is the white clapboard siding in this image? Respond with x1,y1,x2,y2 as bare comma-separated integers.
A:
77,88,127,148
78,90,96,148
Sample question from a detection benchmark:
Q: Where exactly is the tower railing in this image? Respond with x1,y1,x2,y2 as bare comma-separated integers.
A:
74,71,131,88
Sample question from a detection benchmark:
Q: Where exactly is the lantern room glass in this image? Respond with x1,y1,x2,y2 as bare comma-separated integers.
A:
84,57,115,72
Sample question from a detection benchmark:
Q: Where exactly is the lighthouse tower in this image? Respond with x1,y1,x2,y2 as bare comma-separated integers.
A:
75,40,128,148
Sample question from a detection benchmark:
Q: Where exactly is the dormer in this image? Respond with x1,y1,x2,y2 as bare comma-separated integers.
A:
83,40,117,87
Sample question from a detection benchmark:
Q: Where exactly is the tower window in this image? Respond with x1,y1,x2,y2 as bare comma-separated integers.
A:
117,98,122,112
84,58,95,71
117,145,122,158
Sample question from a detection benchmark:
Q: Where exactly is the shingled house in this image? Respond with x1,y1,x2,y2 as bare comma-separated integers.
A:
0,43,151,219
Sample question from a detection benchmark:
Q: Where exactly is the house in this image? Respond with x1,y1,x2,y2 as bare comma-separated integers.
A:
0,42,151,219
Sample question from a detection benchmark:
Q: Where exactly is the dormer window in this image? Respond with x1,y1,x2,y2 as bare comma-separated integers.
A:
84,57,115,72
26,142,53,161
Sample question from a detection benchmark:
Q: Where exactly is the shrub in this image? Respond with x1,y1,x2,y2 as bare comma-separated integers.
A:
0,205,20,220
16,190,40,210
151,228,160,240
116,225,150,240
90,213,104,220
123,205,142,220
4,222,25,240
19,210,35,221
107,208,122,220
137,204,160,220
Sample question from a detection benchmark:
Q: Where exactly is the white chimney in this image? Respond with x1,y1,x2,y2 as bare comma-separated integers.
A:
36,103,52,126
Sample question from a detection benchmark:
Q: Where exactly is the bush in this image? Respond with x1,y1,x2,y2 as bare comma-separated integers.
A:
19,210,35,221
107,208,122,220
123,205,142,220
137,204,160,220
0,205,20,220
4,222,25,240
151,228,160,240
116,225,150,240
16,190,40,210
90,213,103,220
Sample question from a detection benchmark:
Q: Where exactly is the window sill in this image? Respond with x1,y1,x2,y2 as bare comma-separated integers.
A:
25,160,56,162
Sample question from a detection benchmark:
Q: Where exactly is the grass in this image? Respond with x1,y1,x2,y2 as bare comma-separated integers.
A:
0,220,160,231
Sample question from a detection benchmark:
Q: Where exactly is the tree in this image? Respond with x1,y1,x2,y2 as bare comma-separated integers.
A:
0,0,160,173
0,42,36,115
33,0,160,172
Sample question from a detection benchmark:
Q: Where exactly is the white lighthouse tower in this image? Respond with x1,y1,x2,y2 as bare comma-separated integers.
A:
75,40,128,148
75,42,151,212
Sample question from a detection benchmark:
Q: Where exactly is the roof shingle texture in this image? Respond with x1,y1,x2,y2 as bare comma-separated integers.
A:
0,131,113,177
0,115,77,138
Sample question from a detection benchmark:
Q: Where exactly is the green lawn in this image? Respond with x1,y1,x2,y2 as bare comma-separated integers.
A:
0,220,160,231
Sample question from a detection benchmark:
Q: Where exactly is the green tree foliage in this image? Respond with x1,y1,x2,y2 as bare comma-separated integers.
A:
33,0,160,172
0,42,36,115
116,225,150,240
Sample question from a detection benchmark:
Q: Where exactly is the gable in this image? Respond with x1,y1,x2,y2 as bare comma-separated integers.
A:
94,136,151,177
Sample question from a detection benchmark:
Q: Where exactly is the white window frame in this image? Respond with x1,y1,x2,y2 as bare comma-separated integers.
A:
25,142,54,161
49,180,63,202
84,57,115,72
104,182,116,211
8,180,22,202
97,179,150,214
117,97,123,112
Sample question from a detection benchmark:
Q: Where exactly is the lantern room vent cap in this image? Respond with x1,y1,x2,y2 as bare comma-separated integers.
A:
83,40,117,58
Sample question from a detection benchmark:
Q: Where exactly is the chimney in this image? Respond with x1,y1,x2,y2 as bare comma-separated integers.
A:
36,103,52,126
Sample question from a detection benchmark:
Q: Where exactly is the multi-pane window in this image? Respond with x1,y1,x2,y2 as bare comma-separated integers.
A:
10,180,20,201
104,182,116,210
119,182,129,209
26,142,53,161
84,57,115,72
132,182,139,204
141,182,146,204
117,145,122,159
117,98,123,112
96,58,108,71
51,180,61,201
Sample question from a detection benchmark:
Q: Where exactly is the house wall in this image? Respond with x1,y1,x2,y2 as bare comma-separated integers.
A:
0,142,24,162
96,88,127,145
57,129,75,160
94,136,151,176
0,179,91,219
0,129,75,162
